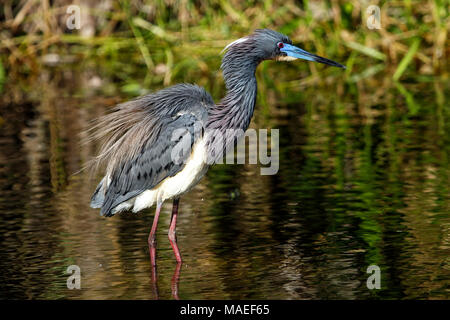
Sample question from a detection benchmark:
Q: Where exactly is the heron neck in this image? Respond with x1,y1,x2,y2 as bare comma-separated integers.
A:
207,60,258,133
204,57,258,162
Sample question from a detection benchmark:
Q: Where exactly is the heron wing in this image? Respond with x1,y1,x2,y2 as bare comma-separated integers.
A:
99,108,207,216
89,84,214,217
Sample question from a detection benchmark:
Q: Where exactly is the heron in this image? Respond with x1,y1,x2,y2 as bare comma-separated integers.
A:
88,29,345,265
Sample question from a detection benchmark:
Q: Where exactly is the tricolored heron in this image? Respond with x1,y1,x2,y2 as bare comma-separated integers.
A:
89,29,345,266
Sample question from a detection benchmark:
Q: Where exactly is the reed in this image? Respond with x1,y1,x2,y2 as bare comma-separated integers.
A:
0,0,447,94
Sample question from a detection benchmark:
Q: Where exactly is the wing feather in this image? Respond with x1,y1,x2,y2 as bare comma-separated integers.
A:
89,84,212,217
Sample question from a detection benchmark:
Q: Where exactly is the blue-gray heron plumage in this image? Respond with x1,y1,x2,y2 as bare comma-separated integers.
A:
89,29,345,264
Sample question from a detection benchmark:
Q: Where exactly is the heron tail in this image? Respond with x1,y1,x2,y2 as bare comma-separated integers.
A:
90,176,107,211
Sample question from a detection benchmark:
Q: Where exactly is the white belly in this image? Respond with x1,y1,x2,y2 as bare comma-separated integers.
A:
112,138,209,214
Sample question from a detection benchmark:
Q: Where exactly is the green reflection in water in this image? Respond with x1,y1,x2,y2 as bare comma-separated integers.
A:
0,60,448,299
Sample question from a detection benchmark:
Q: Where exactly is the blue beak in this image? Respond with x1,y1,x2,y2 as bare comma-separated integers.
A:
280,43,346,69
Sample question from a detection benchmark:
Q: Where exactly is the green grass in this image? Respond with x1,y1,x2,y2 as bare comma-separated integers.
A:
0,0,447,90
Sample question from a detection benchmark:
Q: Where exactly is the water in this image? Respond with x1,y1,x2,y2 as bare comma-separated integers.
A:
0,67,449,299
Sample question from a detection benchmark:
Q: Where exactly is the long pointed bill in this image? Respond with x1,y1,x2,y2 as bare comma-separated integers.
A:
280,43,346,69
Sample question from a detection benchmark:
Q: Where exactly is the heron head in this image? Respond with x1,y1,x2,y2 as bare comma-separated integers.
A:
224,29,345,69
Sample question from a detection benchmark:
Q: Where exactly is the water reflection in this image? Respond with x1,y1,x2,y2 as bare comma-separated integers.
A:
0,68,449,299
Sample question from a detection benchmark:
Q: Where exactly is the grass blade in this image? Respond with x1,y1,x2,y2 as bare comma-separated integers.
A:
345,41,386,61
393,38,421,81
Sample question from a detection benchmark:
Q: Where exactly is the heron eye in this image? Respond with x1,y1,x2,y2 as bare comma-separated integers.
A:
277,42,284,49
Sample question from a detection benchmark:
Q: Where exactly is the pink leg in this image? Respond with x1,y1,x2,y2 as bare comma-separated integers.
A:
150,263,159,299
171,262,182,300
168,198,182,263
148,202,162,267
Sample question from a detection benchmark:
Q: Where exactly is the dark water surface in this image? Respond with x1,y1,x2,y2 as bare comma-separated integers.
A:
0,67,449,299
